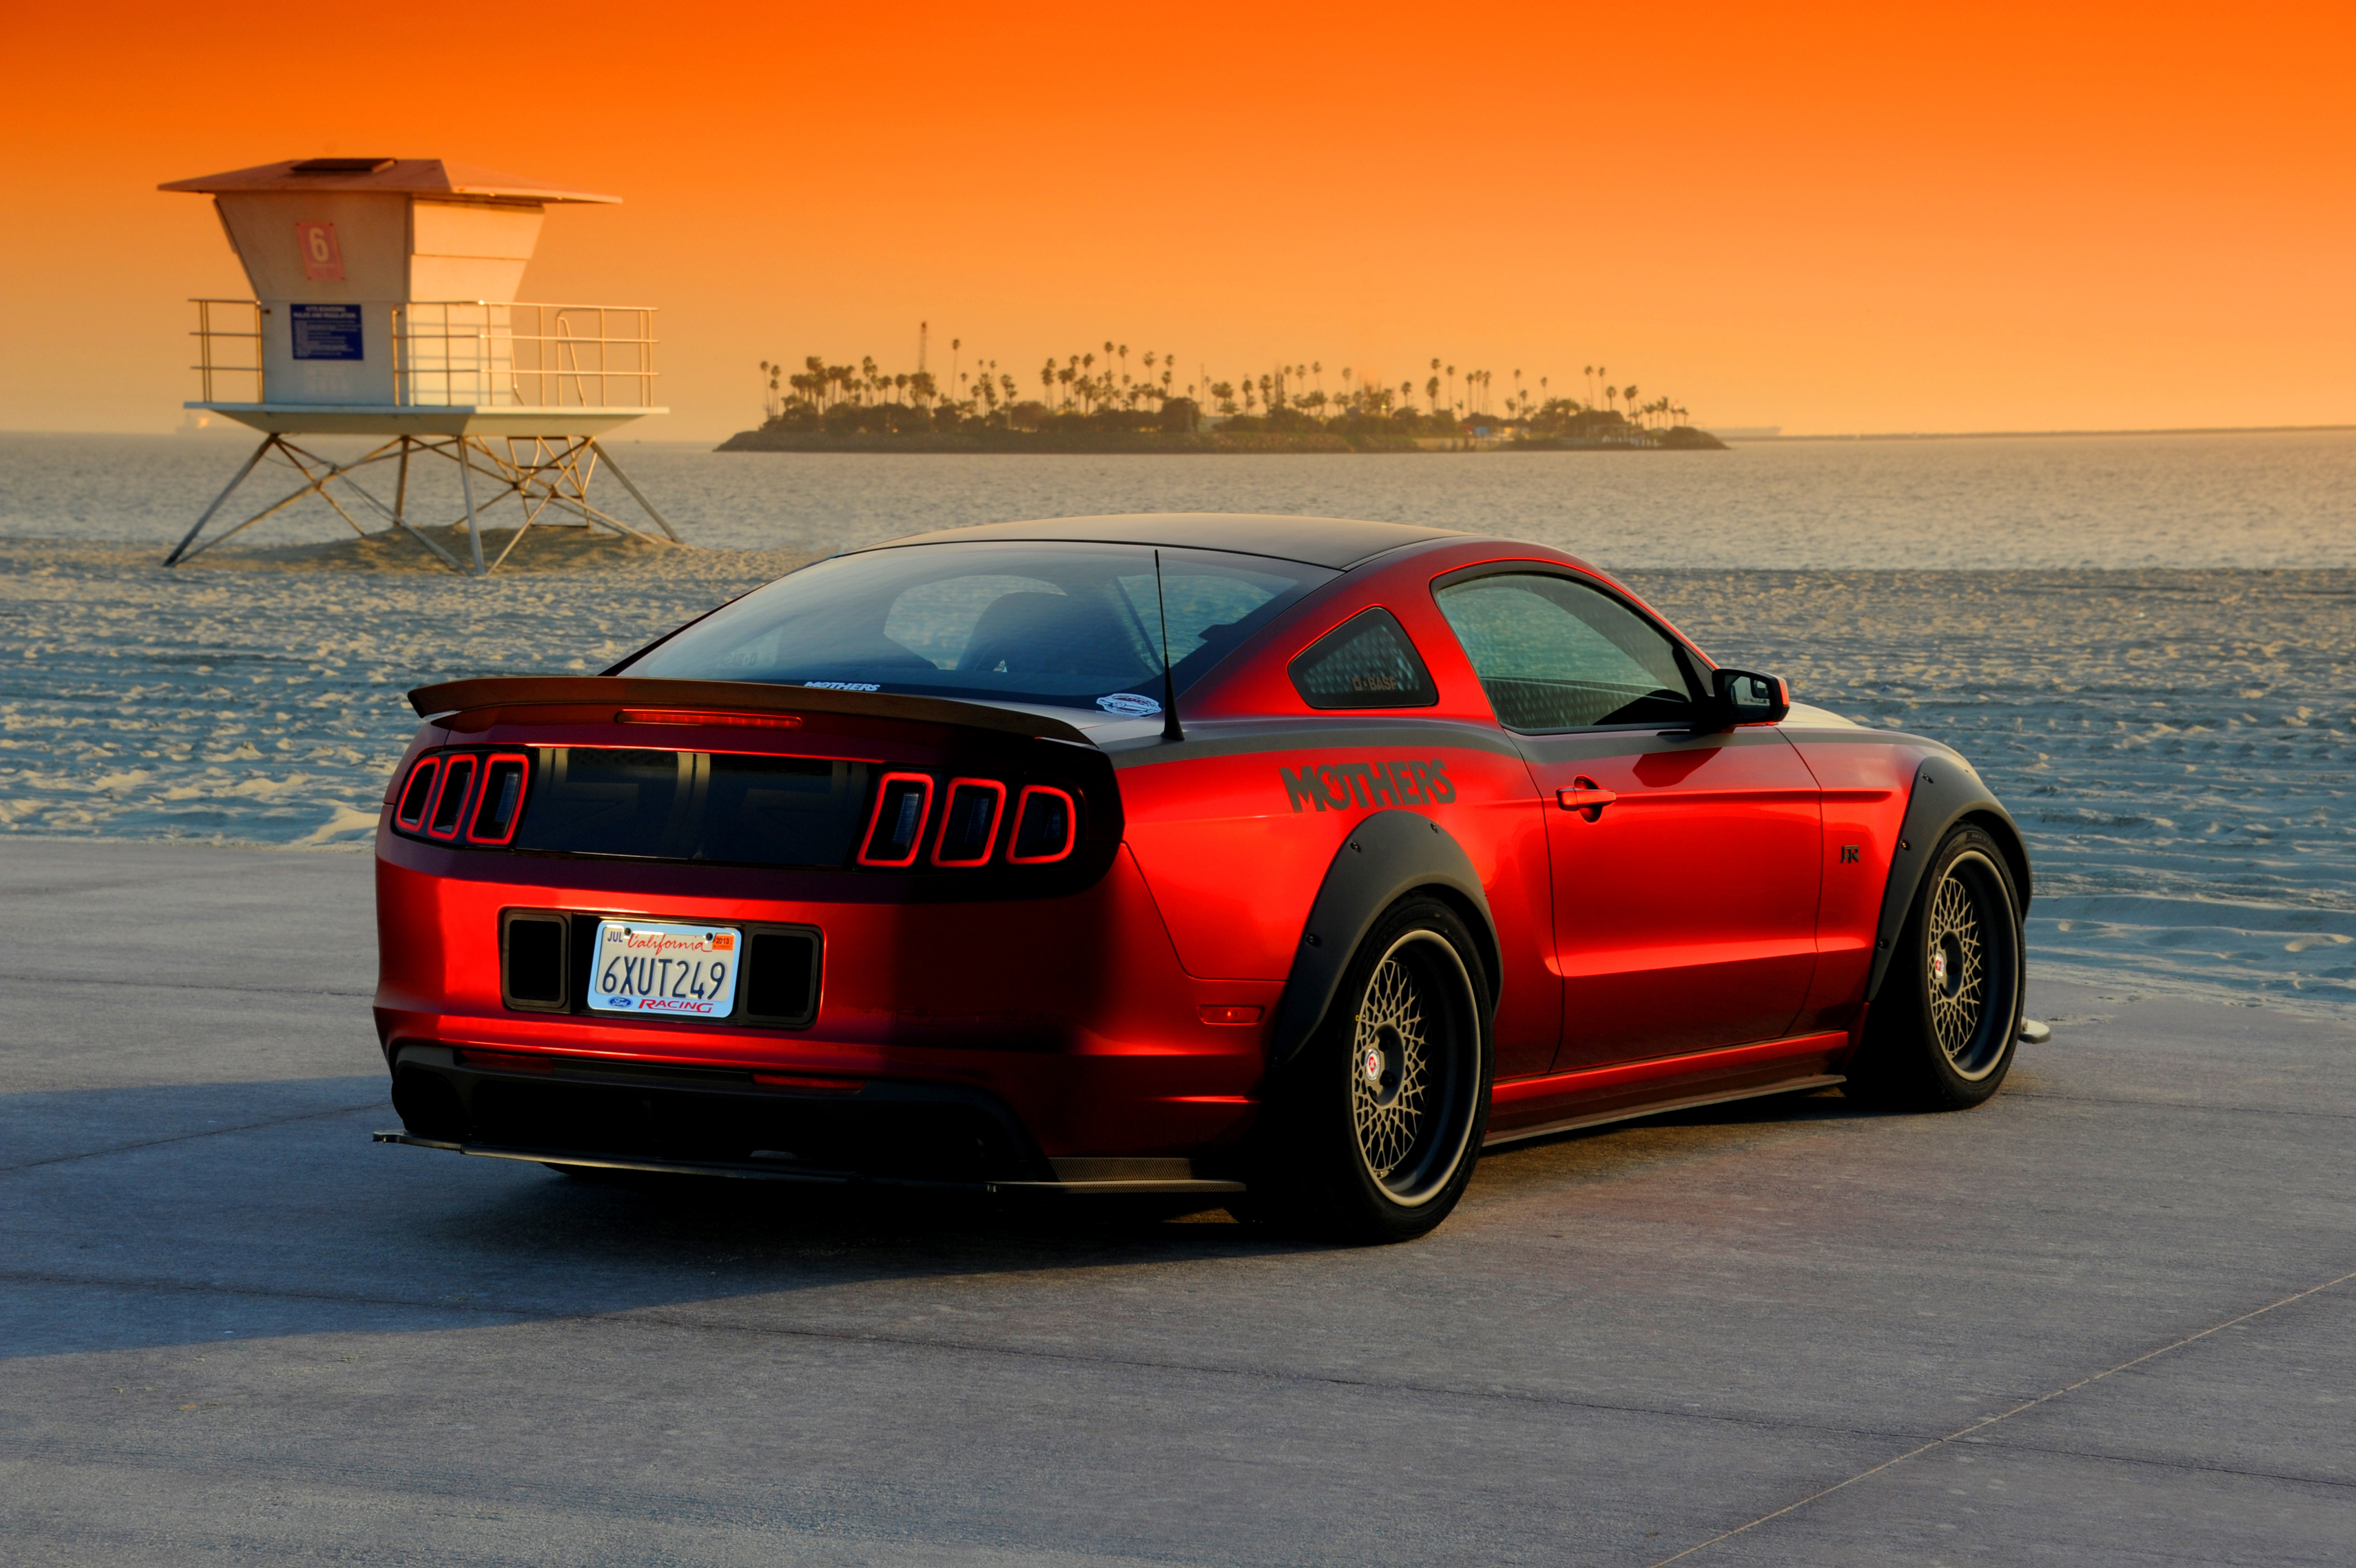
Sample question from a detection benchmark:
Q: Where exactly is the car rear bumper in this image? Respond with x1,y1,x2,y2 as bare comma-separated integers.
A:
375,833,1276,1173
377,1045,1245,1192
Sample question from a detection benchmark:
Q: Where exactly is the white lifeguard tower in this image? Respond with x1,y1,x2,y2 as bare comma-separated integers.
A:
160,156,678,574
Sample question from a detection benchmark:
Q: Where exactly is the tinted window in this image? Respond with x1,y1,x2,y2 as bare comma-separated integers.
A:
1435,573,1701,731
622,542,1334,714
1288,608,1438,709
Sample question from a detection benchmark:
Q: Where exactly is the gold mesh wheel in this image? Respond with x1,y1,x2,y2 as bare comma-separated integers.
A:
1922,848,2014,1082
1351,953,1431,1181
1341,928,1481,1206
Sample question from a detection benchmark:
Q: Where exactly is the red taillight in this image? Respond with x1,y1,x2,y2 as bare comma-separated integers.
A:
931,778,1007,866
857,772,934,866
1007,785,1077,864
394,756,441,831
466,752,530,844
615,708,803,729
426,754,477,839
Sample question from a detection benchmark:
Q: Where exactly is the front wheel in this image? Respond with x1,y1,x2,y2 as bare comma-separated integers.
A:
1848,824,2025,1111
1243,896,1494,1243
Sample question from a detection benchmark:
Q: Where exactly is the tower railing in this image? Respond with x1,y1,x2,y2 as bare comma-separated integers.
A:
190,299,265,403
393,302,659,408
185,300,659,408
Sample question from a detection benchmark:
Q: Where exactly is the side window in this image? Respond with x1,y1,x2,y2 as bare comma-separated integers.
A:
1433,573,1700,731
1288,607,1439,710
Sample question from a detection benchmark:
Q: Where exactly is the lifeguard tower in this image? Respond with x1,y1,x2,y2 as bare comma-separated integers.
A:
160,156,678,574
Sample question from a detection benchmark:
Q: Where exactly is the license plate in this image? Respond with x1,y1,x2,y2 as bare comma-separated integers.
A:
588,919,741,1018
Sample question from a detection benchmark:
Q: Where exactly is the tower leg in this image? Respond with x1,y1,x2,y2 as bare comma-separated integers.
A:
457,439,488,576
165,435,276,566
592,440,682,541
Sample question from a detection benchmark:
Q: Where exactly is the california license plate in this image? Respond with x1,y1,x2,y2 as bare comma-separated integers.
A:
588,919,741,1018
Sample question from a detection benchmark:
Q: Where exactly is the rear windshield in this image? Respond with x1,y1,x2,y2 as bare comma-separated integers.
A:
619,541,1334,714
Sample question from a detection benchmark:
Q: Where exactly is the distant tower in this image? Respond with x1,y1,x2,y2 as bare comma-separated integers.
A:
158,156,678,575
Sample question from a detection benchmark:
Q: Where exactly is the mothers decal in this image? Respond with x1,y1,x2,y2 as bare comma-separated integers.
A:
1280,759,1456,813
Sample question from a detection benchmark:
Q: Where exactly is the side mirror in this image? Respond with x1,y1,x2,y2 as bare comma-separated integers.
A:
1713,668,1791,726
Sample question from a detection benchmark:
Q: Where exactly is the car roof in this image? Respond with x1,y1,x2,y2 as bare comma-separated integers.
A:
857,513,1466,571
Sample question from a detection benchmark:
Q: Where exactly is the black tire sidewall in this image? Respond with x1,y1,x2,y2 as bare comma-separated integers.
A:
1865,823,2025,1109
1262,896,1495,1242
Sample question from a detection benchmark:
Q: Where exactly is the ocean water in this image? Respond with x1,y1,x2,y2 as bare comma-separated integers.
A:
3,429,2352,1015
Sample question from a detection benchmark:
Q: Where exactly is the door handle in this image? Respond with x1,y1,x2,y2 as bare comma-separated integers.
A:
1557,777,1616,820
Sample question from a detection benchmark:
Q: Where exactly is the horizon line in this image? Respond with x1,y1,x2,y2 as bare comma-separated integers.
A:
1730,422,2356,443
3,420,2353,443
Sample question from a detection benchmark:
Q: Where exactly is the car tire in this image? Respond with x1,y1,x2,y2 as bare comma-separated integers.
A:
1847,824,2025,1112
1243,896,1494,1243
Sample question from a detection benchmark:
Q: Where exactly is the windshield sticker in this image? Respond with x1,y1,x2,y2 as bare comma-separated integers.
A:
1281,759,1455,813
802,680,882,692
1097,693,1164,717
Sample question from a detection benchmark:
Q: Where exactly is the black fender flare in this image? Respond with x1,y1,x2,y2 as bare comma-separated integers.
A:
1867,756,2034,1000
1268,809,1501,1070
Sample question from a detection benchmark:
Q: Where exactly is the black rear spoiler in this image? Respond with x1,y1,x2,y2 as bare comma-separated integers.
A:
405,676,1095,747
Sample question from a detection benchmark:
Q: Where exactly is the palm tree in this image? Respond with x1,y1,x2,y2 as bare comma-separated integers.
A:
1425,374,1441,414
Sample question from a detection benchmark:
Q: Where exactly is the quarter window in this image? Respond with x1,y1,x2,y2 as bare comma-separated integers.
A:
1434,572,1700,731
1288,608,1438,710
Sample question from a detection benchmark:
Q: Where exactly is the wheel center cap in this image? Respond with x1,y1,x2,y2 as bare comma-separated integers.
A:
1361,1046,1384,1086
1930,948,1950,992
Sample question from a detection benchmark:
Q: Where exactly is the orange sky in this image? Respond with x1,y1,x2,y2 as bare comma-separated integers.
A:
2,1,2350,439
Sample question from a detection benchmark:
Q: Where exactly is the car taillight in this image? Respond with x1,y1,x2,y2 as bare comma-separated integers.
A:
1008,785,1077,863
427,755,477,839
468,753,530,844
858,772,934,866
394,756,441,831
931,778,1007,866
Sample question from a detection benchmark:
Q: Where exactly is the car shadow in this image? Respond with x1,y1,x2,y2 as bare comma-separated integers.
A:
4,1076,1949,1362
0,1076,1317,1360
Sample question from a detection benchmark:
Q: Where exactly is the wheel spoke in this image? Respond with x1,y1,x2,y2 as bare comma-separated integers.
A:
1352,956,1429,1179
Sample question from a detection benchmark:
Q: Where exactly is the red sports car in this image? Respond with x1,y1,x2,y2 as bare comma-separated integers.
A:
374,514,2030,1241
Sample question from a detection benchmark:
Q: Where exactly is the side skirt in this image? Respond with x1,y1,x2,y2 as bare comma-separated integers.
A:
1482,1074,1844,1148
1483,1029,1850,1147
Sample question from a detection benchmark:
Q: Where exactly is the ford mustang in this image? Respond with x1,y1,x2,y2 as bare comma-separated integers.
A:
373,514,2030,1241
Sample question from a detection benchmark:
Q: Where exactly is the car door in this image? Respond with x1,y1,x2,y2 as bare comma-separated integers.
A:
1433,568,1822,1069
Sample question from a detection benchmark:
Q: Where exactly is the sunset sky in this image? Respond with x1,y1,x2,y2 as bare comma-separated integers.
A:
2,1,2349,440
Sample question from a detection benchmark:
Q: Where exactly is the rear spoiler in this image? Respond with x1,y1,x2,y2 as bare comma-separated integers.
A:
406,676,1095,747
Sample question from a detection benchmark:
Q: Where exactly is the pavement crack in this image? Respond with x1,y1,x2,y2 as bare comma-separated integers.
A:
0,973,373,1001
1971,1432,2356,1492
0,1100,386,1174
0,1271,1948,1450
2006,1090,2356,1120
1640,1262,2356,1566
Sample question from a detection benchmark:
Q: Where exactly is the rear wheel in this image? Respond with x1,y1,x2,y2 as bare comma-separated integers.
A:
1848,824,2025,1111
1243,897,1493,1242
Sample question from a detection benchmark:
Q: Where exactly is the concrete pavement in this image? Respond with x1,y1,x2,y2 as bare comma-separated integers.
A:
2,839,2350,1565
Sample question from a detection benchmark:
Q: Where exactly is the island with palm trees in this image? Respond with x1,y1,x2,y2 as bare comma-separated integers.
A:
716,342,1726,452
